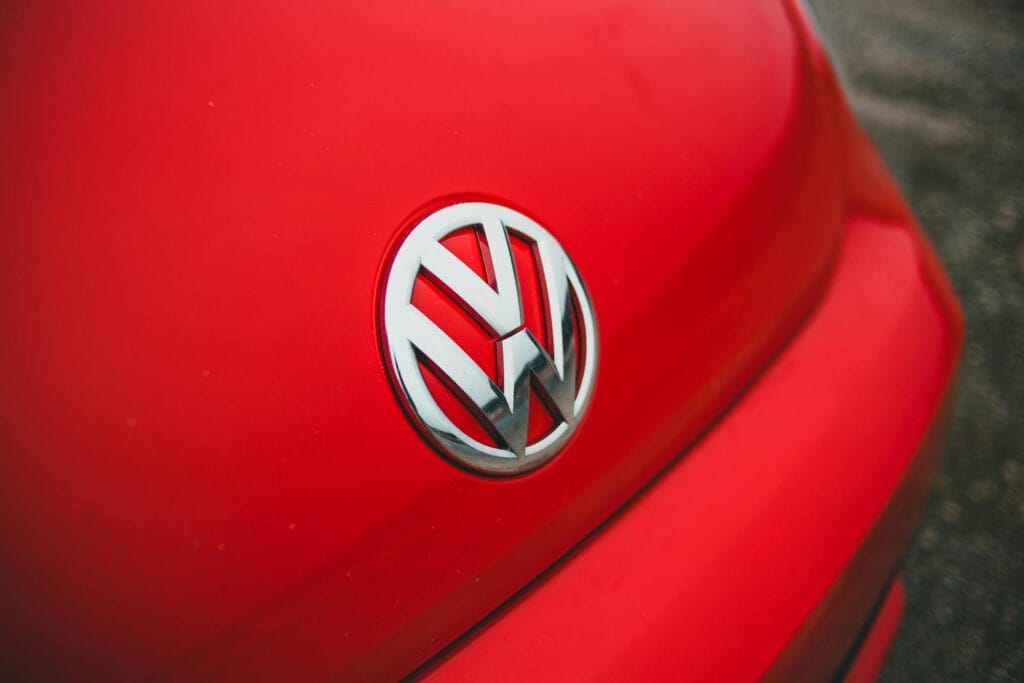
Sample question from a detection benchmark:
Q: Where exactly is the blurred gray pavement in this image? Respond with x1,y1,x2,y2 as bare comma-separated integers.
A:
810,1,1024,680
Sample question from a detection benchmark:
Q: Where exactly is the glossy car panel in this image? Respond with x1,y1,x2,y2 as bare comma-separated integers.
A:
427,216,962,681
0,0,960,680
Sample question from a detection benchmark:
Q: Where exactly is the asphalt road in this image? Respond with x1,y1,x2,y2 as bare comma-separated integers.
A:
810,1,1024,680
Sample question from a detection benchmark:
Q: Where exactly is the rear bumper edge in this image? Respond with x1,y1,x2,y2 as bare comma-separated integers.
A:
426,215,962,682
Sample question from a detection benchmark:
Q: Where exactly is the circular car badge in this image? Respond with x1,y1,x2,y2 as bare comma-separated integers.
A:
381,202,597,475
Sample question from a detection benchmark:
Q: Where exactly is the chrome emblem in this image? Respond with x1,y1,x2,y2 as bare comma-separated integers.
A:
382,202,597,475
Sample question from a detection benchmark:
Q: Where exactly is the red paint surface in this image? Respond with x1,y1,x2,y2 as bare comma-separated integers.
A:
428,217,960,681
0,0,960,680
844,579,908,683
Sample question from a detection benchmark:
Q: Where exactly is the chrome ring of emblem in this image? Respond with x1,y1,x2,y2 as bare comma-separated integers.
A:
382,202,598,475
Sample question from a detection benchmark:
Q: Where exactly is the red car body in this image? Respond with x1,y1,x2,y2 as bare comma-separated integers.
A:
1,1,961,681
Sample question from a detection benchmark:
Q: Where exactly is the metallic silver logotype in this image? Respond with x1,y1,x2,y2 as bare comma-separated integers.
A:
382,202,597,475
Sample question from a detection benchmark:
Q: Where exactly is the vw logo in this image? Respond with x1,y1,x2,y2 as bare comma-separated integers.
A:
381,202,598,475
